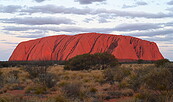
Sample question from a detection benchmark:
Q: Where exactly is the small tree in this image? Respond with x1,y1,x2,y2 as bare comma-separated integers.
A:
144,68,173,92
24,66,48,79
103,67,131,84
0,71,4,88
137,59,144,64
64,53,119,70
103,68,115,84
64,53,94,70
93,53,119,70
38,73,58,88
62,82,82,99
128,67,152,91
155,59,170,67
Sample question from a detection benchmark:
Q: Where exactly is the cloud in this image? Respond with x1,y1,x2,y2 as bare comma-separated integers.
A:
16,31,47,38
2,26,114,34
165,42,173,44
167,0,173,5
34,0,46,3
98,17,109,23
0,41,18,44
21,5,92,15
0,40,6,41
164,21,173,26
0,5,21,13
122,4,136,8
22,5,173,18
136,1,148,6
143,35,173,41
1,17,74,25
2,23,162,34
126,29,173,37
122,1,148,8
74,0,106,4
166,7,173,12
1,5,173,18
114,23,162,31
16,34,46,38
83,18,94,23
97,14,113,23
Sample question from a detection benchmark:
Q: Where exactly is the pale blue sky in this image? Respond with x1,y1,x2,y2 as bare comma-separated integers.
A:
0,0,173,61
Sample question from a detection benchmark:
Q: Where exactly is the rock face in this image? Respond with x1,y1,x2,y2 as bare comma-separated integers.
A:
9,33,164,61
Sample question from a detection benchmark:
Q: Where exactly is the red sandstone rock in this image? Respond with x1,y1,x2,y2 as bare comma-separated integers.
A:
9,33,164,61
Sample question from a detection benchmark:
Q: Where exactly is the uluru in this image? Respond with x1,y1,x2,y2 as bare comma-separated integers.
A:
9,33,164,61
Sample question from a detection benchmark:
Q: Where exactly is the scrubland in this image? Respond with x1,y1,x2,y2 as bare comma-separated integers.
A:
0,62,173,102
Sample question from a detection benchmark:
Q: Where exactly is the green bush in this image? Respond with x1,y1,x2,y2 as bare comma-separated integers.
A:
64,52,119,70
62,82,81,98
0,70,4,88
103,68,115,84
143,68,173,91
23,66,48,79
52,96,69,102
135,90,173,102
25,84,47,94
92,53,119,69
38,73,58,88
64,53,93,70
103,67,131,84
155,59,170,67
0,95,10,102
128,67,152,91
137,59,144,64
164,62,173,68
90,87,98,93
5,70,20,84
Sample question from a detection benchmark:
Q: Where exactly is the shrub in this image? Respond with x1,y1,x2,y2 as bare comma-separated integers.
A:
9,70,20,79
0,95,11,102
2,71,20,86
62,82,82,99
92,53,119,69
64,53,93,70
103,67,131,84
143,68,173,92
23,66,49,79
164,62,173,68
137,59,144,64
25,84,47,94
113,67,131,82
8,83,23,90
121,89,134,96
0,70,4,88
107,91,122,99
103,68,115,84
38,73,58,88
51,95,69,102
64,53,119,70
4,70,20,84
135,90,173,102
155,59,170,67
90,87,98,93
128,67,151,91
58,81,70,87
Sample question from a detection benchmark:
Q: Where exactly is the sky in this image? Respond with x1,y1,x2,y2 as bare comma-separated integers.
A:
0,0,173,61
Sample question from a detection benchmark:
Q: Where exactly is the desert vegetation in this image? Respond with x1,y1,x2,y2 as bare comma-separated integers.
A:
64,53,119,70
0,54,173,102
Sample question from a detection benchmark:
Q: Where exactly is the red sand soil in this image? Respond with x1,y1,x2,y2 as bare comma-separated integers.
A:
3,89,133,102
6,90,25,95
104,96,133,102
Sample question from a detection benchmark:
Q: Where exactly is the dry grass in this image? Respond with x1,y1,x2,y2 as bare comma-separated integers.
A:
1,63,169,102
